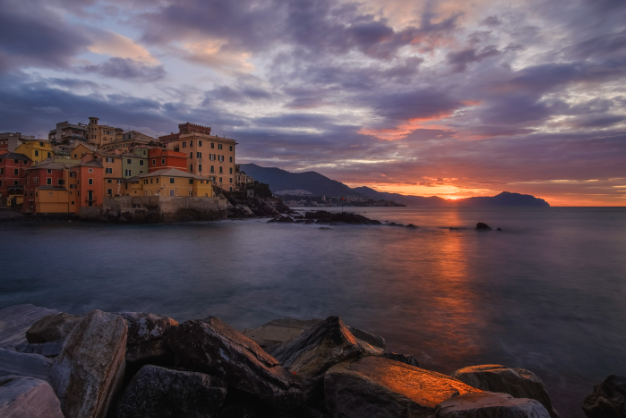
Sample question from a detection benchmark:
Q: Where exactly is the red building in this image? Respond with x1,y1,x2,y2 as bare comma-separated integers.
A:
74,160,104,209
23,160,73,213
148,148,188,173
0,152,32,205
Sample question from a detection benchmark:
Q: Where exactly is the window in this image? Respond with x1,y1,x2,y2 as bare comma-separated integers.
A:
35,177,39,185
199,140,202,147
127,159,131,164
71,201,74,205
189,152,193,158
35,150,39,157
152,159,156,165
140,160,144,166
47,178,51,185
14,180,18,185
211,165,214,173
229,177,233,183
229,156,232,162
0,181,2,187
198,165,202,172
14,159,19,164
219,177,222,183
182,142,186,148
190,141,193,147
229,167,233,174
14,168,18,175
161,158,165,164
219,167,223,174
229,187,233,191
88,168,93,173
169,190,175,196
197,152,202,158
88,178,93,185
0,168,3,174
47,169,52,174
189,179,193,185
58,179,64,185
229,146,232,151
106,168,112,174
211,142,215,149
190,164,193,172
107,179,112,184
39,142,43,146
169,178,174,184
107,189,112,195
218,144,223,150
150,179,153,184
48,152,51,158
156,178,159,183
70,172,76,177
125,169,131,176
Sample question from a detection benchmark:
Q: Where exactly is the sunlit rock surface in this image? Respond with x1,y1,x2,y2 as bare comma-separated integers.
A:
0,305,59,350
117,312,178,364
164,317,302,410
50,310,127,418
382,352,420,368
0,348,52,381
325,356,481,418
451,364,558,418
26,313,82,344
582,374,626,418
0,375,64,418
347,325,386,356
117,365,227,418
242,318,323,347
435,392,550,418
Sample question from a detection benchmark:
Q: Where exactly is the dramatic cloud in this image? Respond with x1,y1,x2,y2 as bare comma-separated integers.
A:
1,0,625,205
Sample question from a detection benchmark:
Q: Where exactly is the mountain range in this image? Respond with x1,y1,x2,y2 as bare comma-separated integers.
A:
240,163,550,207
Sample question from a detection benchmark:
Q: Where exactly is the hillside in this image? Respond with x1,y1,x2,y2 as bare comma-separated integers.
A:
241,164,550,207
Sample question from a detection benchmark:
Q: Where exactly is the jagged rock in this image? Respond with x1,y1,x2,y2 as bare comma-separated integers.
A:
117,312,178,364
435,392,551,417
0,375,64,418
406,224,418,229
16,340,64,358
0,348,53,380
242,318,323,347
329,212,381,225
451,364,558,418
582,374,626,418
117,365,227,418
325,356,481,418
50,309,127,418
0,304,59,349
382,352,420,368
271,316,365,401
476,222,492,230
347,326,385,356
164,317,302,410
26,313,82,344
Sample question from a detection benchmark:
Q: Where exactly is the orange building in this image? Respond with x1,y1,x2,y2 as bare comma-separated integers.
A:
74,160,104,209
148,148,188,173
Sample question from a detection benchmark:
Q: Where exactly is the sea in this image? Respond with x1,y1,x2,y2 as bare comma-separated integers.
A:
1,206,625,417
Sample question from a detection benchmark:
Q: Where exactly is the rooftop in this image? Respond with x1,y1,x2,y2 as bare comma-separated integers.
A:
138,168,212,181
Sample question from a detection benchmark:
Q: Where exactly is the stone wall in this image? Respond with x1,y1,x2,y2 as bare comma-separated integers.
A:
93,195,228,223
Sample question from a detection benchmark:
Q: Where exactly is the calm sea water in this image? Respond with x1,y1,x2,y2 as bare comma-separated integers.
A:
1,207,625,417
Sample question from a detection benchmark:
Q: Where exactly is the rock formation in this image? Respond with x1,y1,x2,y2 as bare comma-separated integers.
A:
26,312,82,344
0,375,64,418
582,374,626,418
435,392,551,418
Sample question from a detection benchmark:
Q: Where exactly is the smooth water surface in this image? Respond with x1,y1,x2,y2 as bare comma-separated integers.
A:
1,207,625,417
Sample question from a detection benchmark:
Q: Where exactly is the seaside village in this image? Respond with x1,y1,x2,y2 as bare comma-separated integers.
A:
0,119,256,218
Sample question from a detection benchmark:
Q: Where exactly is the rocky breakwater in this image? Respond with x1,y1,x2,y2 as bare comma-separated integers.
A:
0,303,619,417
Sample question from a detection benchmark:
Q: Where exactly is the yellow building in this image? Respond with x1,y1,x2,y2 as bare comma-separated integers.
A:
14,139,52,163
70,143,98,159
96,152,124,196
33,186,71,213
86,117,119,147
124,168,213,197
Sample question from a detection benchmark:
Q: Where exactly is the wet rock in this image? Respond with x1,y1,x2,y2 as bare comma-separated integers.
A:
406,224,418,229
497,227,503,231
382,352,420,368
164,317,302,410
0,304,59,350
0,375,64,418
435,392,550,418
347,326,385,356
16,340,64,358
117,365,227,418
449,227,463,231
117,312,178,364
26,313,82,344
324,356,481,418
50,309,127,418
476,222,492,230
329,212,381,225
271,316,365,401
451,364,558,418
0,348,53,381
242,318,323,347
386,222,404,227
318,227,331,230
582,374,626,418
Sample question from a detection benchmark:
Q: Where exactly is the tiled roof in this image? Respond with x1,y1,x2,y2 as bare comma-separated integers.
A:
25,160,77,170
0,152,32,162
138,168,211,180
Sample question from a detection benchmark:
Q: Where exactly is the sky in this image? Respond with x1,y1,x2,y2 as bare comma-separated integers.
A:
1,0,625,206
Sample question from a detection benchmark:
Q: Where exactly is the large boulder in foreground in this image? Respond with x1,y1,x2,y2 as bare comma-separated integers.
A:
451,364,558,418
26,313,82,344
435,392,550,418
50,309,127,418
117,312,178,364
117,365,227,418
0,348,52,381
164,317,302,410
582,374,626,418
242,318,323,347
270,316,365,400
325,356,481,418
0,305,59,349
0,375,64,418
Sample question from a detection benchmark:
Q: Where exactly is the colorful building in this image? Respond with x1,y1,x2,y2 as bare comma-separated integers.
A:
121,152,148,179
124,168,213,197
0,132,35,153
70,143,98,160
86,117,119,147
14,139,53,163
48,121,88,143
0,152,32,206
148,148,187,172
95,152,124,196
